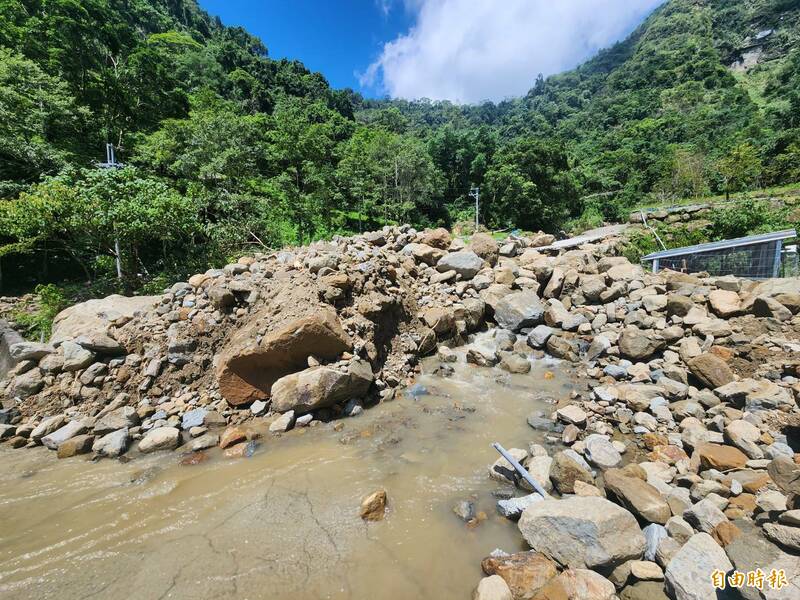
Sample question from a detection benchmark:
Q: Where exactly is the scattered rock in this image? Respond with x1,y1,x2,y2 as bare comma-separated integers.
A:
518,497,645,570
360,489,387,521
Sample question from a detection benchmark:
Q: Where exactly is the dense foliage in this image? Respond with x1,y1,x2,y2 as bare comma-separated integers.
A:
1,0,799,294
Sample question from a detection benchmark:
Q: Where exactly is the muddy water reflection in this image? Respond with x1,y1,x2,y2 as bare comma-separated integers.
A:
0,352,575,600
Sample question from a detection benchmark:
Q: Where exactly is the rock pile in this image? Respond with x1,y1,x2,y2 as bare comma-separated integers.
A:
1,225,799,599
463,235,800,598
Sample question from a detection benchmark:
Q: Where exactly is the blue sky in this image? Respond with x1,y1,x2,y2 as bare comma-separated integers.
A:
199,1,663,103
200,1,412,94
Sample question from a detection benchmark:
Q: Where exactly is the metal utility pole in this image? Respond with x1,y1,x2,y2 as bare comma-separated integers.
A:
469,186,480,231
98,143,124,280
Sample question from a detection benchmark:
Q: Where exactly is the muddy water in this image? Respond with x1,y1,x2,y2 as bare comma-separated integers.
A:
0,346,575,600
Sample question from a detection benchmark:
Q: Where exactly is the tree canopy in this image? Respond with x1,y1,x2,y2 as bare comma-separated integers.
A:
1,0,799,294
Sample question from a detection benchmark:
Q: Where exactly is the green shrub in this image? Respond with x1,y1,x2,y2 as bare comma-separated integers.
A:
11,284,68,341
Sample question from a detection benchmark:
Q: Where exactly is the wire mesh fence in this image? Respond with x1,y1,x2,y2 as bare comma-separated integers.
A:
643,230,797,279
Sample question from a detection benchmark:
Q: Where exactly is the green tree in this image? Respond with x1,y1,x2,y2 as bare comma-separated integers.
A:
0,167,200,289
336,127,442,227
0,48,89,194
716,143,763,199
483,138,579,231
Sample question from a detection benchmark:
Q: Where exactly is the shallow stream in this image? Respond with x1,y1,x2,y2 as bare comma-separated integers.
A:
0,343,576,600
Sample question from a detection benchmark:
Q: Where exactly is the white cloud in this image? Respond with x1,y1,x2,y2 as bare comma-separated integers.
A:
361,0,664,103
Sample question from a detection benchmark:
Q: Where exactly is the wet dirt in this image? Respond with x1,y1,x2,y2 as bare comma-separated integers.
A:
0,344,577,600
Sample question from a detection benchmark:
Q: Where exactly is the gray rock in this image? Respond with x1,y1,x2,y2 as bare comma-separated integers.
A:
30,414,66,442
725,519,800,600
94,406,139,435
269,410,295,433
526,325,555,349
453,499,476,522
9,342,53,361
181,408,208,430
435,251,483,279
92,428,129,457
250,400,268,416
763,524,800,552
494,292,545,331
517,497,645,569
41,420,87,450
190,432,219,451
642,524,668,562
10,368,43,399
61,341,96,372
497,493,544,520
489,447,528,486
138,427,181,453
584,434,622,469
74,332,125,355
665,533,732,600
618,327,665,361
683,498,726,534
270,360,373,413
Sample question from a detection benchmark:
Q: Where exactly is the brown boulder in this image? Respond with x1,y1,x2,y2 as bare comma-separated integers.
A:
219,425,259,449
666,295,694,317
469,233,500,266
707,290,741,318
420,227,452,250
687,353,735,389
549,451,594,494
56,434,95,459
603,469,671,525
482,551,558,600
752,295,792,321
618,328,665,361
216,308,351,406
532,568,616,600
695,443,747,471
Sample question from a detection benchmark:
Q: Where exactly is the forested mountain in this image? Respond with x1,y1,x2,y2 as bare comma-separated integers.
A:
1,0,799,295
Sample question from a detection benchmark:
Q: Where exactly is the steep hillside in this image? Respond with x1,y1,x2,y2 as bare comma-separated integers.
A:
362,0,800,211
1,0,799,301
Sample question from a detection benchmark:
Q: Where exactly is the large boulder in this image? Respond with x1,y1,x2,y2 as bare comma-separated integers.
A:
93,406,139,435
270,359,373,413
518,497,645,570
708,290,741,318
687,353,735,389
469,233,500,266
216,308,351,406
420,227,451,250
664,533,732,600
138,426,181,453
714,378,796,411
603,469,671,524
549,450,594,494
481,551,558,600
618,328,664,361
50,294,157,344
725,519,800,600
752,296,792,321
436,251,484,279
532,569,616,600
494,292,546,332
